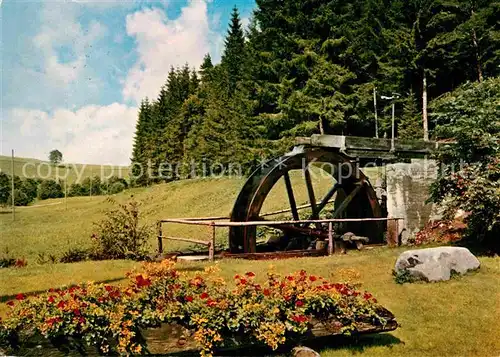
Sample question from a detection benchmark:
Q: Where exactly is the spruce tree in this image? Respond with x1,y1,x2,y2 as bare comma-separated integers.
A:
221,6,246,94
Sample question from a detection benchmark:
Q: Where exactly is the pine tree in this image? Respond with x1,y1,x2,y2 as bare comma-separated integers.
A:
221,6,246,94
131,98,153,186
200,53,214,82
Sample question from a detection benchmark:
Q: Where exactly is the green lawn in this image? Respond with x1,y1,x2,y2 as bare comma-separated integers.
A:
1,247,499,356
0,167,384,262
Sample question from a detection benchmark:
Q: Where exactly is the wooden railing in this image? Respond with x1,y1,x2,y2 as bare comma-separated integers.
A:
157,216,404,261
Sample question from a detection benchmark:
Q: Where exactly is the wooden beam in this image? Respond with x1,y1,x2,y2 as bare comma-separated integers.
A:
331,184,363,218
283,172,300,223
160,217,404,227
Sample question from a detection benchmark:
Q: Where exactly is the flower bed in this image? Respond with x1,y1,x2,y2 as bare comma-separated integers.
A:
0,261,396,356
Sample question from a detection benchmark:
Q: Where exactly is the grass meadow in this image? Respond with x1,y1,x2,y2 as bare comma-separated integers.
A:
0,155,129,184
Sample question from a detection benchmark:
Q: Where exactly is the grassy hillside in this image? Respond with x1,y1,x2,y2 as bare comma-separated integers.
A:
0,155,129,184
0,166,384,261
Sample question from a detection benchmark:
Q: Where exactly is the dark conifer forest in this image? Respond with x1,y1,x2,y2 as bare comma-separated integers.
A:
131,0,499,184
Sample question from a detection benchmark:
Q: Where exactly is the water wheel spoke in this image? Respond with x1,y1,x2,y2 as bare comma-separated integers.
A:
305,183,340,221
283,172,300,224
331,183,363,218
303,166,322,229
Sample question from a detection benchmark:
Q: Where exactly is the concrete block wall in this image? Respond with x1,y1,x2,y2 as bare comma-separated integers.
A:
385,159,439,243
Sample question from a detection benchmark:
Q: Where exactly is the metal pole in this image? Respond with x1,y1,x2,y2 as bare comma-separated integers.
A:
11,150,15,221
65,177,68,210
391,102,395,152
328,222,333,255
90,169,92,200
373,87,378,138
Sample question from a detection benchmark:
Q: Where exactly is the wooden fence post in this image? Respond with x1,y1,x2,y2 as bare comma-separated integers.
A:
209,223,216,261
328,222,334,256
157,221,163,254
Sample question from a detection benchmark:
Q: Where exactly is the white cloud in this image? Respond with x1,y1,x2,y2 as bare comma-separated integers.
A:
123,0,213,103
6,104,137,165
33,4,107,85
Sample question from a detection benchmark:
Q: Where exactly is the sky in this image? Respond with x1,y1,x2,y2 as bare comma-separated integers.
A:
1,0,256,165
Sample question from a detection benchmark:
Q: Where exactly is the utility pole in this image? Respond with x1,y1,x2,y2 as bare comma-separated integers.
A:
90,169,93,200
373,87,378,138
381,94,400,152
11,150,15,221
65,176,68,210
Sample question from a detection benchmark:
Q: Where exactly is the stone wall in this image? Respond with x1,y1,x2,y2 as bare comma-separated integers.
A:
384,159,439,243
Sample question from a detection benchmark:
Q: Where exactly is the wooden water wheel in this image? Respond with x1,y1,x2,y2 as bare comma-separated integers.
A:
229,146,384,253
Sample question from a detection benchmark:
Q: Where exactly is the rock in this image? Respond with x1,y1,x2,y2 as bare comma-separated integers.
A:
394,246,480,282
292,346,320,357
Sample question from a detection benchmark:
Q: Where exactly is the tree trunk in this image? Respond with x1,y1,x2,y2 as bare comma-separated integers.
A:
470,10,483,82
422,71,429,141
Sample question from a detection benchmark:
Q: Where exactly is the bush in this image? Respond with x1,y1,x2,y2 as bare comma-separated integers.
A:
59,248,89,263
68,183,85,197
429,78,500,252
38,179,63,200
107,182,126,195
21,179,38,201
90,198,151,260
0,263,388,356
7,189,30,206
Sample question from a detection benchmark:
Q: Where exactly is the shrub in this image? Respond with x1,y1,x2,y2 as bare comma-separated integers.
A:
38,179,64,200
90,198,151,260
429,78,500,252
36,253,58,265
108,181,126,195
68,183,85,197
59,248,89,263
0,248,16,268
7,189,30,206
20,178,38,202
0,262,388,356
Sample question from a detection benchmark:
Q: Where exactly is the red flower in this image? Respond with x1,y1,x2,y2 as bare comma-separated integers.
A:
98,297,106,303
110,290,120,299
206,299,217,307
200,292,209,299
47,296,56,303
57,301,66,309
263,289,271,296
295,300,304,307
185,296,193,302
49,288,55,293
73,309,81,316
245,272,255,278
239,278,247,285
363,293,373,301
79,317,86,324
15,293,25,301
284,295,291,301
291,315,308,323
135,275,151,288
81,302,88,308
105,285,113,292
309,275,317,282
299,270,307,276
373,298,378,303
234,275,240,280
287,276,294,281
6,301,14,307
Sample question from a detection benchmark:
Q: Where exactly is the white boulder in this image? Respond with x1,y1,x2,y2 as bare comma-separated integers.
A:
394,247,480,282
